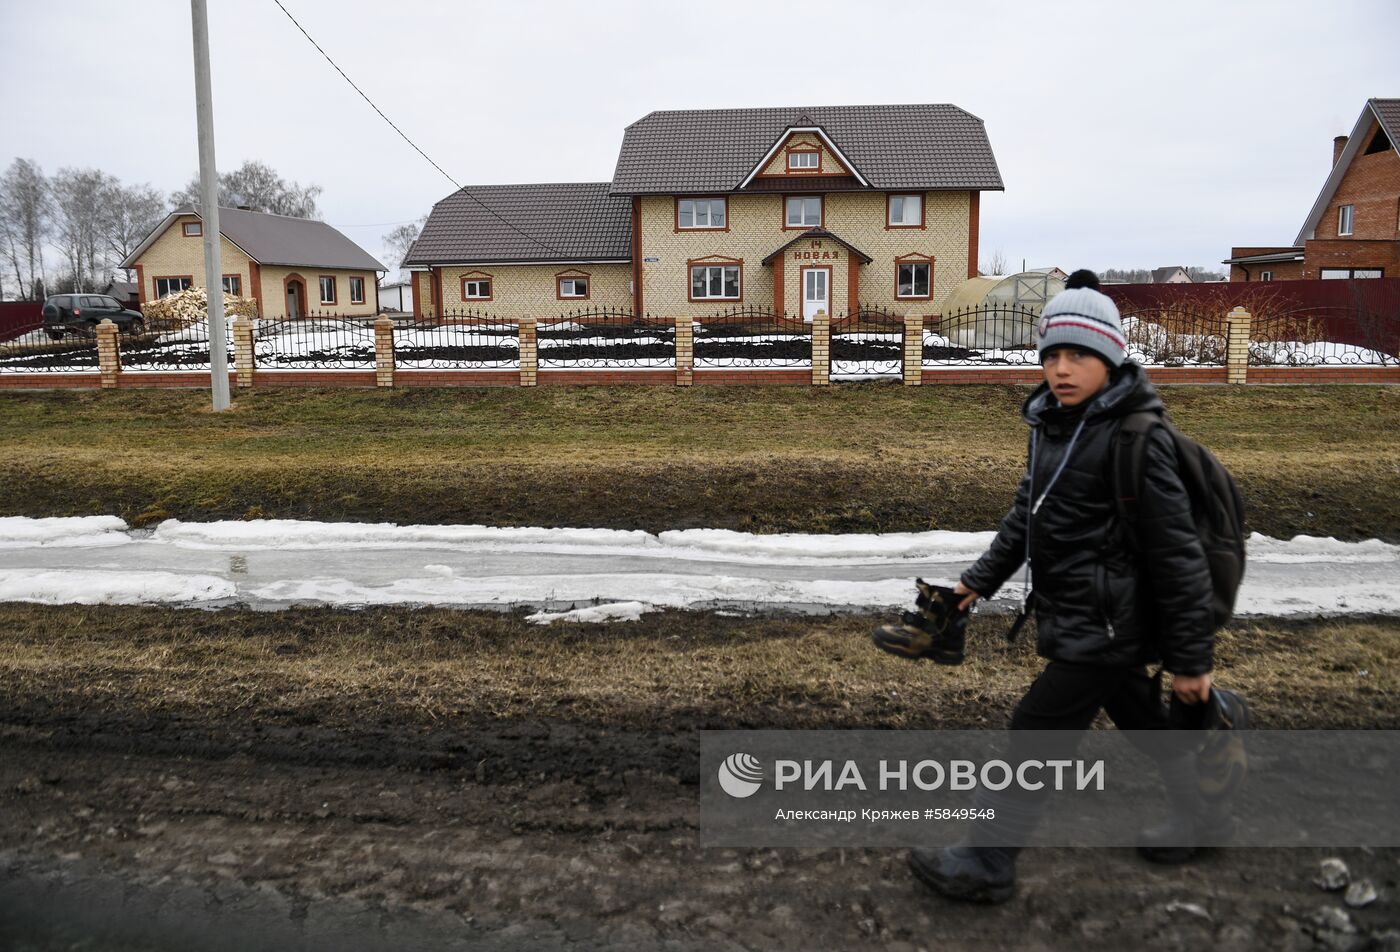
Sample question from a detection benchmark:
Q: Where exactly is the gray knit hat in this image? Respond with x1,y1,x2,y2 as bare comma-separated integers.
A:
1036,270,1126,367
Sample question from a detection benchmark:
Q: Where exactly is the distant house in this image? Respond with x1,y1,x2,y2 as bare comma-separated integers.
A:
403,103,1003,319
1225,97,1399,281
1027,266,1068,281
1150,266,1192,284
378,279,412,314
119,205,386,318
102,280,139,305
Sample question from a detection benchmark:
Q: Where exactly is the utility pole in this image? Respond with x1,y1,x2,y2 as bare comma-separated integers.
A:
190,0,230,411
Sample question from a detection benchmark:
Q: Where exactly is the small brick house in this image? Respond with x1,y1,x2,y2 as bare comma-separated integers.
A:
120,205,385,318
1226,98,1400,281
403,104,1002,319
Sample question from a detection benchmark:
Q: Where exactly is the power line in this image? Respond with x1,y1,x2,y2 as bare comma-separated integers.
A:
270,0,568,258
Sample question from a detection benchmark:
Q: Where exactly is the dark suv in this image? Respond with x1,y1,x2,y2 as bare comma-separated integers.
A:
42,294,146,340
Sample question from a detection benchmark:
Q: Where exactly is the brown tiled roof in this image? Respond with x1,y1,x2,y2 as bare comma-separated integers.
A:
743,175,866,193
404,183,631,266
1370,98,1400,143
760,228,872,265
120,205,385,271
611,104,1003,195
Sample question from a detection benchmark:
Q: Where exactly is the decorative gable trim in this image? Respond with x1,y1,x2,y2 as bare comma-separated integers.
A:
739,126,869,190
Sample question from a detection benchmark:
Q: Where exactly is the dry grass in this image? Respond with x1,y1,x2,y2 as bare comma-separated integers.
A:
1,604,1395,732
1,384,1397,537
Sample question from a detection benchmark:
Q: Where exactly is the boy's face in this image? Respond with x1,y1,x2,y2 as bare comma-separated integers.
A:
1040,346,1111,407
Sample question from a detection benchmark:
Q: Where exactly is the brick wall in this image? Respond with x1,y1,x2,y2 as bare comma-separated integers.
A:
434,263,633,318
1314,120,1400,245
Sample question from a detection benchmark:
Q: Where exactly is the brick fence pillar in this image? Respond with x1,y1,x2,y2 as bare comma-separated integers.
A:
675,315,693,386
903,310,924,386
1225,306,1251,385
811,309,830,386
232,316,255,388
96,319,120,389
519,317,537,387
374,313,395,388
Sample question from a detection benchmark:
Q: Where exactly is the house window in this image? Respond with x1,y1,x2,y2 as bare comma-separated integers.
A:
690,264,741,300
896,261,931,298
557,275,590,299
1353,269,1384,278
182,221,202,237
1259,271,1273,282
888,194,923,227
788,150,819,170
1320,269,1350,279
319,275,337,305
349,276,365,304
785,196,822,228
462,277,492,300
221,275,241,295
1320,268,1382,279
677,198,727,229
154,276,192,298
1338,204,1354,236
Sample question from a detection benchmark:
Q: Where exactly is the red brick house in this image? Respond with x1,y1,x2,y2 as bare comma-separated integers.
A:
1226,98,1399,282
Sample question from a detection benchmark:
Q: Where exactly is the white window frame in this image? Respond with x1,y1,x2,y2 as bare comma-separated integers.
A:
154,277,192,298
558,277,589,298
1319,268,1352,279
785,196,822,228
221,275,241,295
462,278,491,299
888,194,923,227
182,221,202,237
788,151,819,170
1338,204,1354,236
677,198,727,230
349,276,365,304
690,264,741,300
896,262,931,299
319,275,336,304
1259,271,1273,282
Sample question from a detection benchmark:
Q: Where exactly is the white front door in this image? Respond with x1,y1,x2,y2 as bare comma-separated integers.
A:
802,267,829,321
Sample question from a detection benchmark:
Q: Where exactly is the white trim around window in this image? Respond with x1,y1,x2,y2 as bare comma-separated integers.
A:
895,260,932,299
318,275,337,305
462,277,492,300
887,194,924,227
1259,271,1273,282
349,276,365,304
677,198,727,230
788,150,819,170
221,274,241,295
785,195,822,228
689,264,741,301
182,221,202,237
1338,204,1354,236
154,276,193,298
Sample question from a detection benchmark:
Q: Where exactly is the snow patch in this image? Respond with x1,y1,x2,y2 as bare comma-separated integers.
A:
526,601,656,625
0,516,131,549
0,569,235,605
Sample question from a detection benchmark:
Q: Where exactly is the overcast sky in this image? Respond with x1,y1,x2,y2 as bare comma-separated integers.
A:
3,0,1398,277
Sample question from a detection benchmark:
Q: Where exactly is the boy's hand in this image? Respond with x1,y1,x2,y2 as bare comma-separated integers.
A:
1170,672,1213,704
952,581,981,613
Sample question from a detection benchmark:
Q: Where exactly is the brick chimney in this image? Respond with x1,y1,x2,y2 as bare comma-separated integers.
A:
1333,135,1348,166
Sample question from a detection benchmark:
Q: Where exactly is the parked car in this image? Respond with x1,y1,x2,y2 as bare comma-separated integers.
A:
41,294,145,339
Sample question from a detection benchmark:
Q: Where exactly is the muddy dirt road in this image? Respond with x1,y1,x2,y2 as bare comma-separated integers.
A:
1,606,1397,951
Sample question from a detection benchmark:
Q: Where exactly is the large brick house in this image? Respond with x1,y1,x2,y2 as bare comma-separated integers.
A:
120,205,385,318
1226,98,1399,281
403,104,1002,319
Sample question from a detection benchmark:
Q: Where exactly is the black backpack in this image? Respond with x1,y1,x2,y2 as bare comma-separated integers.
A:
1112,412,1247,629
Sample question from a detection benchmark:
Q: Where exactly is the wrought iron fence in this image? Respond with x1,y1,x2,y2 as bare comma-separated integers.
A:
1248,306,1399,366
121,314,236,371
393,310,519,369
1118,306,1228,367
693,306,812,368
251,311,377,369
922,304,1042,366
537,307,674,369
0,321,101,372
831,307,905,379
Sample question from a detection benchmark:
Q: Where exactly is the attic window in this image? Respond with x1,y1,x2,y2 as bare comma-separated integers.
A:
1364,127,1392,155
182,221,202,237
788,150,819,171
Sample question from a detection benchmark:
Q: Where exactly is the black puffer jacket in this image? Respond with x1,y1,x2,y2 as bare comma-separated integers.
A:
961,361,1215,675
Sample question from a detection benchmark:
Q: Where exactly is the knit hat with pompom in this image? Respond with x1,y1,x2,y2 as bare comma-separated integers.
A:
1035,269,1125,367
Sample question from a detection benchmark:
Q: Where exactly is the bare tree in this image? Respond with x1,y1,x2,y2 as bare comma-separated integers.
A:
170,159,322,219
51,168,117,292
979,248,1008,276
0,158,52,299
100,181,167,274
382,218,425,278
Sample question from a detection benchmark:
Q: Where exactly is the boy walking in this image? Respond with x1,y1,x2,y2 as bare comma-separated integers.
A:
904,270,1247,904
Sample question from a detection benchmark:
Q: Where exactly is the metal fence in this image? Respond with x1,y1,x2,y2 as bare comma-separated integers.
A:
694,307,812,369
830,307,905,378
537,307,674,369
922,304,1042,366
121,314,229,371
251,312,377,369
393,310,519,369
0,321,100,372
1118,306,1229,367
1248,306,1399,366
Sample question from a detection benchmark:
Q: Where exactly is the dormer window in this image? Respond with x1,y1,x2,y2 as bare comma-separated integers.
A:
677,198,727,230
788,150,819,171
